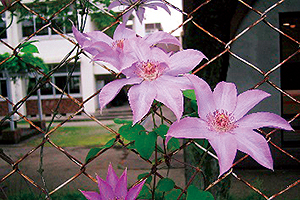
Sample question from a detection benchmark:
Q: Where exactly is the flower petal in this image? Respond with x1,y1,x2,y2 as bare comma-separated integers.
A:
234,127,273,170
115,168,128,199
166,50,206,76
106,163,119,191
147,2,171,14
113,23,136,40
93,46,121,69
119,41,140,71
128,81,157,124
97,176,115,200
208,134,237,176
79,190,101,200
166,117,211,143
237,112,293,131
124,37,151,63
123,9,134,24
136,7,146,24
164,75,193,90
83,41,112,56
121,45,169,75
185,74,216,118
99,77,142,111
85,30,113,45
143,31,181,47
213,81,237,113
108,0,121,10
233,89,271,120
154,76,188,121
125,180,146,200
72,26,91,47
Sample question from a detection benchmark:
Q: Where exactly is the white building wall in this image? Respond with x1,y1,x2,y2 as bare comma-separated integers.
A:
143,0,183,37
1,12,27,117
111,0,183,37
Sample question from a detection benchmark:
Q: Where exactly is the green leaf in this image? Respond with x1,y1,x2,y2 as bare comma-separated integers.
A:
103,138,116,148
113,118,132,125
85,147,101,162
165,189,186,200
126,142,135,149
137,173,152,185
137,185,152,199
119,124,145,141
156,178,175,192
85,138,115,162
135,131,156,159
21,44,39,54
20,41,39,54
183,89,196,100
191,100,198,112
154,124,169,139
154,191,164,200
19,40,39,48
187,185,214,200
167,138,180,152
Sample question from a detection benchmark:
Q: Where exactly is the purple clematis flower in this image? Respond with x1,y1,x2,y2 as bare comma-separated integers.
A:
73,23,136,70
166,74,293,176
108,0,171,24
80,163,145,200
99,38,206,124
72,23,181,70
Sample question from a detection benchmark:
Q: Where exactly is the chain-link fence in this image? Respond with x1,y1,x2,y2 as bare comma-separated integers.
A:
0,0,299,199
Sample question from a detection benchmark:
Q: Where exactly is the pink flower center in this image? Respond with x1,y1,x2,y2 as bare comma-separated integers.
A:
206,110,237,133
112,39,124,50
135,60,162,81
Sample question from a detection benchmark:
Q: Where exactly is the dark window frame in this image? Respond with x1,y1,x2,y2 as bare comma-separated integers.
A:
27,62,81,97
279,11,300,148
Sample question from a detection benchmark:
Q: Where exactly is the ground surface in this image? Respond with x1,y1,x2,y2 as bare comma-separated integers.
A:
0,106,299,199
1,144,300,200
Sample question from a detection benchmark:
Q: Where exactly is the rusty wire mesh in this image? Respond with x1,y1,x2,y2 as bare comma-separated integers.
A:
0,0,299,199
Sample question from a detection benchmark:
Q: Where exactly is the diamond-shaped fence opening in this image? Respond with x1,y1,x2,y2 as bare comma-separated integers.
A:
0,0,299,199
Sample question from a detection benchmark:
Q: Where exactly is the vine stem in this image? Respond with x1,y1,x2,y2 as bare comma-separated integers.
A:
151,106,158,199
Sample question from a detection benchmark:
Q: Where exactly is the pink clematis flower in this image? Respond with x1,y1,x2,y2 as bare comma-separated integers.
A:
72,23,181,70
166,74,293,176
73,24,136,70
80,163,145,200
99,38,206,124
108,0,170,24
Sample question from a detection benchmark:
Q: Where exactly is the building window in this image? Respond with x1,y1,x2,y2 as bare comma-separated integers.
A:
21,4,75,37
0,73,7,97
0,13,7,39
22,15,75,37
279,12,300,147
145,23,162,35
27,62,81,97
